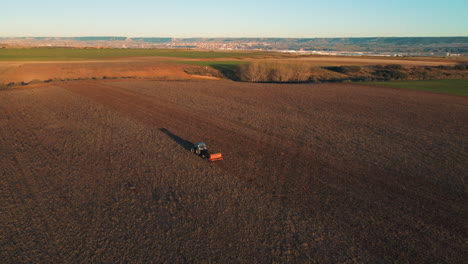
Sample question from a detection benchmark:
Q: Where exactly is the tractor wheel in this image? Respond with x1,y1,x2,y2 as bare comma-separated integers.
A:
190,148,195,154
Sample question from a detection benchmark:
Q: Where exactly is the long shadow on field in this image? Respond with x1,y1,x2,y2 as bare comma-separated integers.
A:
159,128,194,151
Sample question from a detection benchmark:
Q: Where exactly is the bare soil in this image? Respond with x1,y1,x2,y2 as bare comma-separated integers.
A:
0,80,466,263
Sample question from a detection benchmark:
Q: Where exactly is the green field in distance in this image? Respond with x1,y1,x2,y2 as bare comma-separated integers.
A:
363,79,468,96
0,48,267,61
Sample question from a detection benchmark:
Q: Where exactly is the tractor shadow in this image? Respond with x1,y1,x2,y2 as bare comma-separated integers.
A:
159,128,194,151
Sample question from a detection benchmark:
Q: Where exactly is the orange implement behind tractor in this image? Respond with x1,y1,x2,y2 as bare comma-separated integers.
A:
190,142,223,162
208,153,223,162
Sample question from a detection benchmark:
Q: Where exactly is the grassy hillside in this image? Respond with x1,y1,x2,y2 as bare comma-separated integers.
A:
363,79,468,96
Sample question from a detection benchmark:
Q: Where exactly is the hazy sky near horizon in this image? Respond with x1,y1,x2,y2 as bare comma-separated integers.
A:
2,0,467,37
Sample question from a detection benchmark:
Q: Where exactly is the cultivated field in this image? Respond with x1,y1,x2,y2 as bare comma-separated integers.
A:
1,80,466,263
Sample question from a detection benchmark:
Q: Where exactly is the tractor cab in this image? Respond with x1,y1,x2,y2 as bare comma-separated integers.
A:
190,142,223,162
196,143,207,151
192,142,209,158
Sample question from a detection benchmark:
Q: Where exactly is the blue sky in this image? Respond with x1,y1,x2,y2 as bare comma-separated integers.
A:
2,0,467,37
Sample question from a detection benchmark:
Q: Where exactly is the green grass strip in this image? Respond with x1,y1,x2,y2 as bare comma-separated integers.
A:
362,79,468,96
0,48,266,61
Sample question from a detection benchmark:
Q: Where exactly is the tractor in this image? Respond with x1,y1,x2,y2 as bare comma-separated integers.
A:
190,142,223,162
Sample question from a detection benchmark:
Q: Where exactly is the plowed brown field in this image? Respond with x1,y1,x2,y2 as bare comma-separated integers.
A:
1,80,466,263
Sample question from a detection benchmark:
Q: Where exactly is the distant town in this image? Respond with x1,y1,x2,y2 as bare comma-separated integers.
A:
1,37,467,57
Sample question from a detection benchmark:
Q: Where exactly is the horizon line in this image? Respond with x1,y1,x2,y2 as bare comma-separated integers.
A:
2,36,468,39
